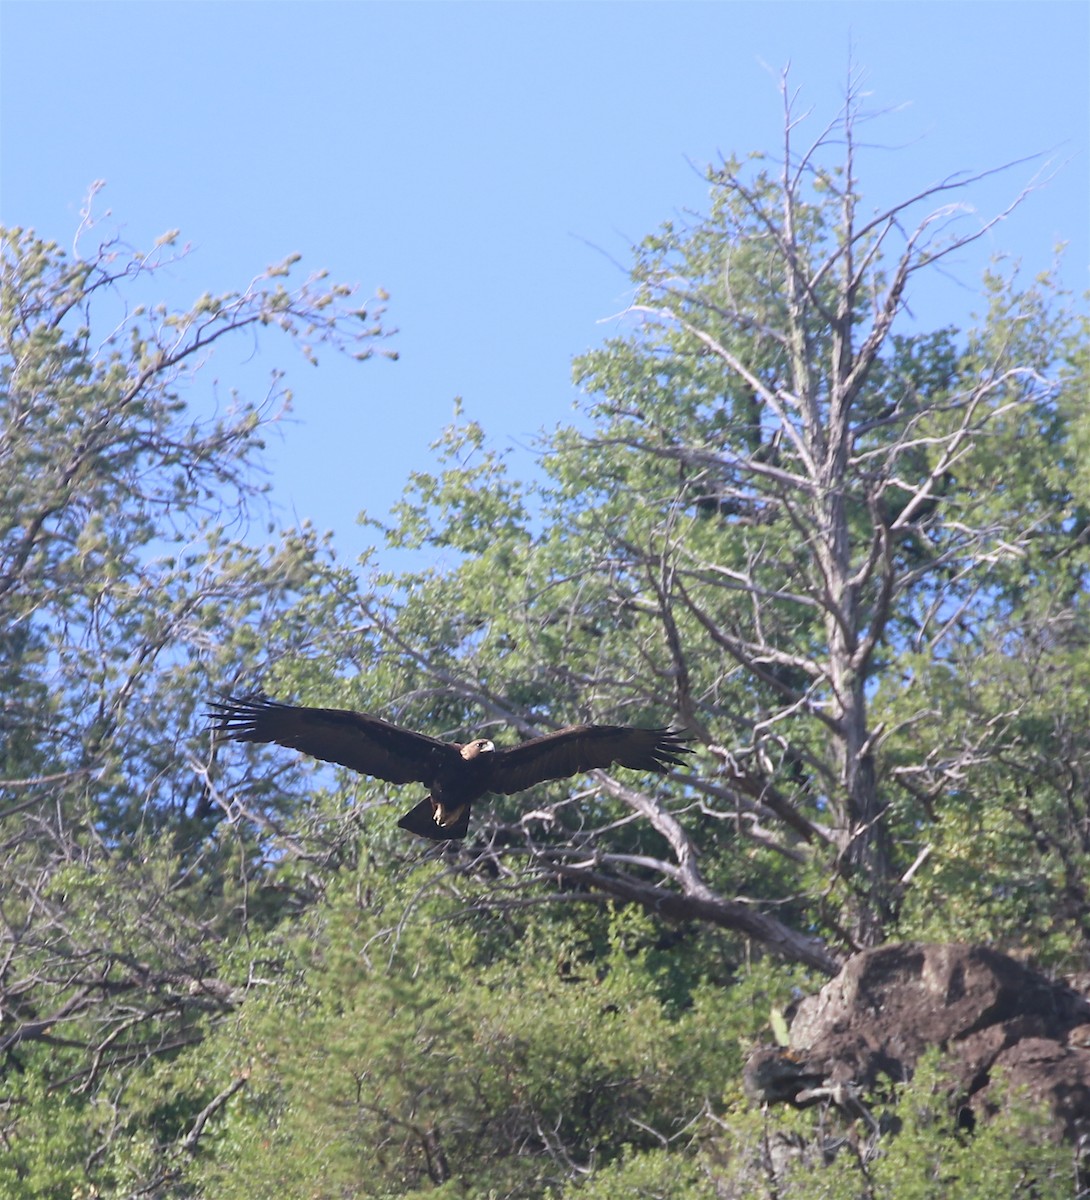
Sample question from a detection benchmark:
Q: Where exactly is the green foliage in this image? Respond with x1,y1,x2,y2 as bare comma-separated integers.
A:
867,1067,1069,1200
194,874,763,1200
0,1062,109,1198
558,1149,716,1200
0,215,391,1197
701,1053,1071,1200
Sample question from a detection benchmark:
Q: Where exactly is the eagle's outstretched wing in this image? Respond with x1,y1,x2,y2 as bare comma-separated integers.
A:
488,725,691,795
207,694,459,784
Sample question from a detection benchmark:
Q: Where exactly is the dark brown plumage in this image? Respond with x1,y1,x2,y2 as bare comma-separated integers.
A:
207,694,691,841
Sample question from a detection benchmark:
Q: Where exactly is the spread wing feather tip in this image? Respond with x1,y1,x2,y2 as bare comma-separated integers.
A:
207,693,450,784
489,724,692,795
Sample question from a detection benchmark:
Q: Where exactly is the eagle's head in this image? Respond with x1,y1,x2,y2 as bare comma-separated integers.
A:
460,738,495,761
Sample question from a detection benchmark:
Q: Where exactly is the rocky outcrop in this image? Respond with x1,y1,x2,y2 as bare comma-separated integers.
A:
744,942,1090,1142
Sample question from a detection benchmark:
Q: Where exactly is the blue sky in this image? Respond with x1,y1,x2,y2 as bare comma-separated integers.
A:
3,1,1088,568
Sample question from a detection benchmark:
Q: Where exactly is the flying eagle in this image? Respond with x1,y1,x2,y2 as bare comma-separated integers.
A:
208,694,691,841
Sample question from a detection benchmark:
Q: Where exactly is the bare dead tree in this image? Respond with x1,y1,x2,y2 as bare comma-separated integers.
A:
345,71,1062,960
610,71,1052,943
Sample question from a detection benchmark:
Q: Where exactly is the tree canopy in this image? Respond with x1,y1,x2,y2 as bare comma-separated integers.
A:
1,83,1087,1198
